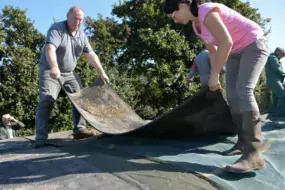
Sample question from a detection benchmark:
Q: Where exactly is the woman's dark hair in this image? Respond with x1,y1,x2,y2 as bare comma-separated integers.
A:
163,0,199,17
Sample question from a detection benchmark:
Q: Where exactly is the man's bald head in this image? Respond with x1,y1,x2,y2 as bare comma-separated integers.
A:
67,6,84,15
275,47,285,60
66,6,85,33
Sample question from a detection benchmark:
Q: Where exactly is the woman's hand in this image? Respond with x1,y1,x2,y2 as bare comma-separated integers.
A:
208,74,219,91
208,74,224,93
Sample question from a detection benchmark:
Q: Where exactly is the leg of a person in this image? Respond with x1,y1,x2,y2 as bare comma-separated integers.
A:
272,92,278,111
276,96,285,116
35,70,61,142
63,72,86,133
223,54,244,156
268,90,276,112
226,54,241,115
226,37,269,173
237,38,269,112
268,80,285,98
267,81,285,115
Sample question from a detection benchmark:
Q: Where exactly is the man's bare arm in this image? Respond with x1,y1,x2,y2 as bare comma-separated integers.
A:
46,44,60,79
84,51,109,83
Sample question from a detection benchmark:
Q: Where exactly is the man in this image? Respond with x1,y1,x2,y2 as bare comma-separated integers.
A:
34,6,109,148
186,49,225,89
186,49,211,88
265,47,285,117
0,114,25,140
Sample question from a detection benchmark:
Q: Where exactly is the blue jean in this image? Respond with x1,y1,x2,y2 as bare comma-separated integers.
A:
35,70,86,142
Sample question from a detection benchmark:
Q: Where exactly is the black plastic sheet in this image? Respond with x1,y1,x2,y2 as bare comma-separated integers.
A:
65,80,237,138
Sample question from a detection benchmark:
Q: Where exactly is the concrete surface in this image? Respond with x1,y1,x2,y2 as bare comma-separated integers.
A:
0,132,217,190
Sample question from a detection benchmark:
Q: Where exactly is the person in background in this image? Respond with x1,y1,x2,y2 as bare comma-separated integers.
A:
164,0,269,173
186,49,211,88
265,47,285,117
0,114,25,140
186,48,225,88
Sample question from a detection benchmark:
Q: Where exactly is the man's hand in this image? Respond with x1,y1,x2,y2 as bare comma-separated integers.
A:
185,78,193,89
10,116,19,123
100,72,110,84
3,114,18,122
50,67,61,79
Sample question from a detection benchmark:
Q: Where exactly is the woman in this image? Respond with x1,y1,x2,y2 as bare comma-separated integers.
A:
163,0,269,173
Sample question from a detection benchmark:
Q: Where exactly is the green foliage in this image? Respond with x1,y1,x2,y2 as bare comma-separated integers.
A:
110,1,199,117
0,6,45,135
84,15,128,69
0,6,45,56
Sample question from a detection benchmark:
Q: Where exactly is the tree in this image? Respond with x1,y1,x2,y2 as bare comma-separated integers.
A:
110,0,200,118
109,0,270,117
0,6,45,135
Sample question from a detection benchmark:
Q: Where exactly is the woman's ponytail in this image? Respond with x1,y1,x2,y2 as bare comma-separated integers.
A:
163,0,199,17
190,0,199,17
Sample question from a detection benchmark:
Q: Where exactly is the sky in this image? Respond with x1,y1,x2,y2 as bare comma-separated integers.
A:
0,0,284,60
0,0,119,34
241,0,285,54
